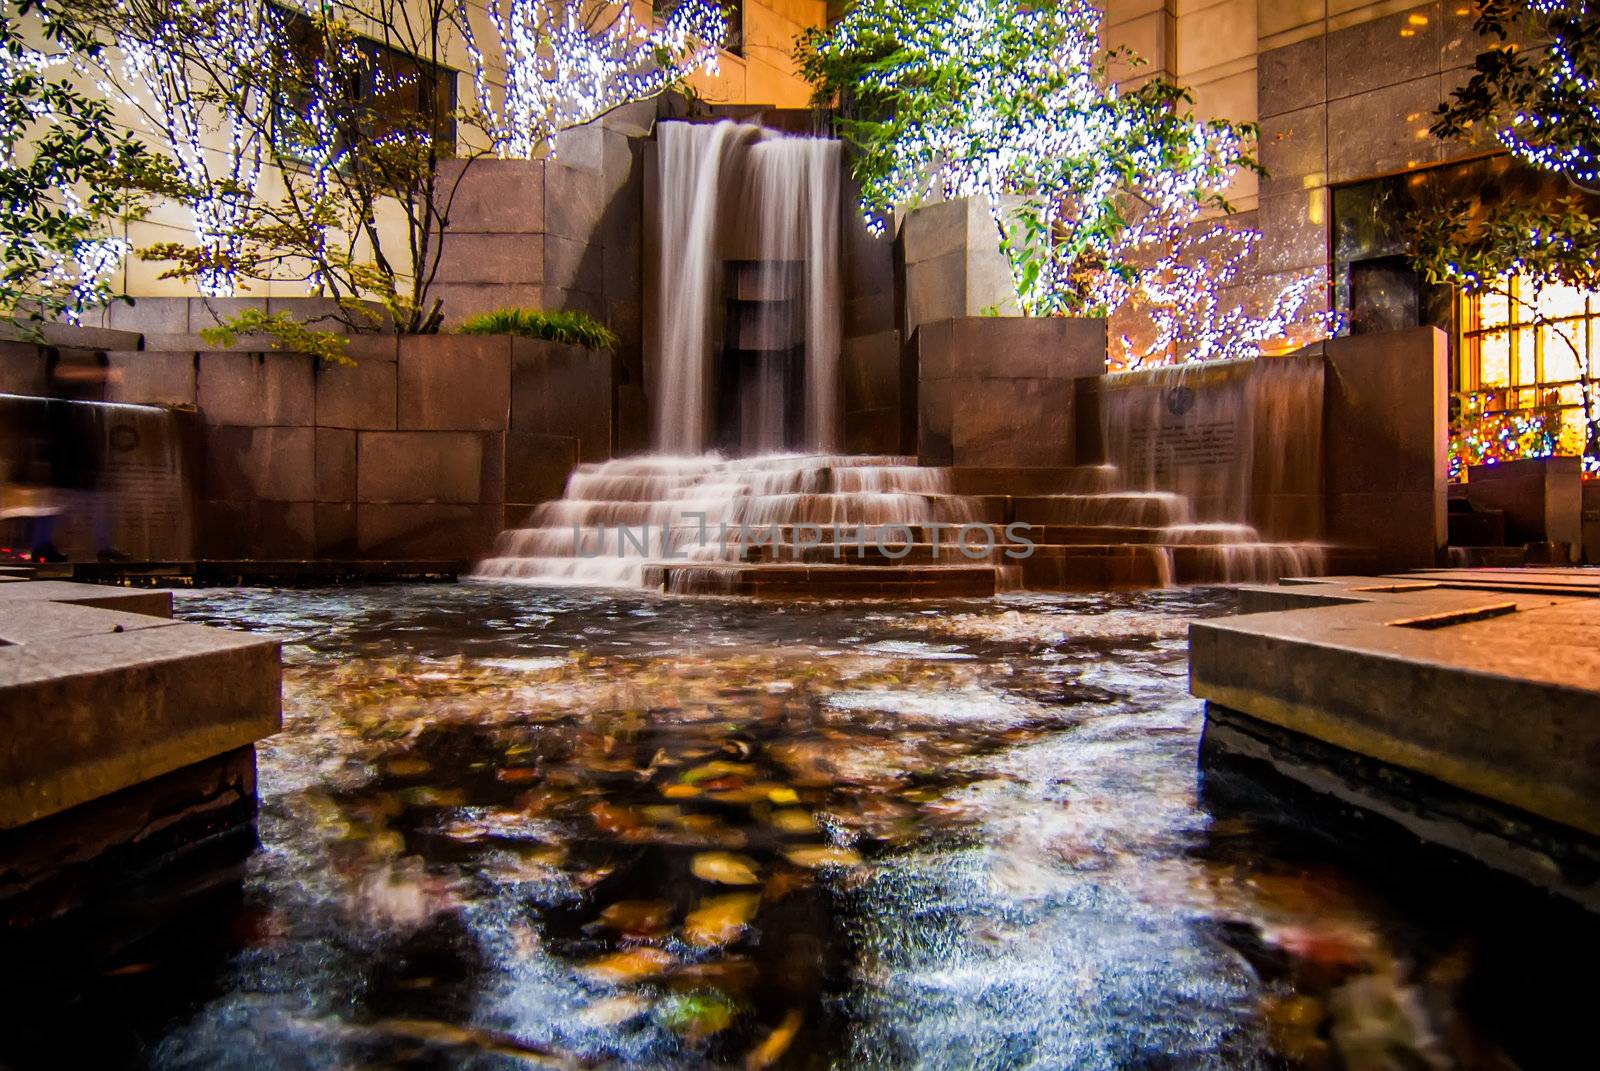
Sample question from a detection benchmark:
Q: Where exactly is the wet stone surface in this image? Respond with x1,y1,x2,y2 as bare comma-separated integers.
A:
5,584,1589,1069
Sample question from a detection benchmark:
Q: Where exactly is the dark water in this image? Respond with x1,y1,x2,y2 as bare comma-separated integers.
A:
4,584,1588,1069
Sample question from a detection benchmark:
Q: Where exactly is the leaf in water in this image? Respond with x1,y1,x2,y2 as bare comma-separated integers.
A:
658,990,738,1041
497,767,540,784
597,899,674,937
579,994,651,1027
762,870,812,902
691,851,762,885
662,784,702,799
683,892,760,947
682,761,756,784
766,787,800,805
579,947,674,984
590,802,644,835
784,845,862,869
745,1007,805,1069
767,809,817,834
385,756,432,777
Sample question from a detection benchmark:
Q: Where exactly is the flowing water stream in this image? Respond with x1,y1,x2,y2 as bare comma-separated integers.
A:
7,584,1585,1068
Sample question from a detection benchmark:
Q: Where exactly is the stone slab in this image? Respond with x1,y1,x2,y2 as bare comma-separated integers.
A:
915,317,1106,468
1191,574,1600,840
397,335,511,432
0,583,280,829
357,431,485,504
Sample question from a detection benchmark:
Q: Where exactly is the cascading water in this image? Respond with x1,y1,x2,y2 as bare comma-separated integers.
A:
650,121,841,455
1095,356,1327,582
475,454,981,587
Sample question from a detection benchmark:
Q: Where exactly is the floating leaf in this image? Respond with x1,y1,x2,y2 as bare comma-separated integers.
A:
579,994,651,1027
683,892,759,947
745,1008,805,1069
691,851,761,885
768,809,818,834
579,947,674,984
682,761,756,784
658,990,738,1041
785,845,862,869
597,899,673,937
766,787,800,805
662,784,702,799
385,756,432,777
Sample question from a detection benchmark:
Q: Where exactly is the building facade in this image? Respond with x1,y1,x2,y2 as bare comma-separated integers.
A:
1104,0,1594,469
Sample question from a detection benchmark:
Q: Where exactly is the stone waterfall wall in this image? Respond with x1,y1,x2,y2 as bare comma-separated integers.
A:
1090,355,1327,541
434,106,653,455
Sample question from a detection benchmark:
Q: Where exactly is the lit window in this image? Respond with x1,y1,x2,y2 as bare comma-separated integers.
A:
1457,276,1597,472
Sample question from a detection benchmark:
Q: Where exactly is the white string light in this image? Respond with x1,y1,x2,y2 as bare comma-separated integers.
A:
464,0,726,160
1,11,132,321
99,0,279,297
818,0,1337,365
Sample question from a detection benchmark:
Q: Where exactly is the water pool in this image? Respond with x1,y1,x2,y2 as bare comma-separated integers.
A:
8,584,1585,1069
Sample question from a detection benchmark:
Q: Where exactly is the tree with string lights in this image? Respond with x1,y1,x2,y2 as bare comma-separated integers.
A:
1,0,149,330
1422,0,1600,470
798,0,1335,368
464,0,727,161
87,0,723,350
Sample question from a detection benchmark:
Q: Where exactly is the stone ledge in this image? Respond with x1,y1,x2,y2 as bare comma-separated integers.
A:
0,582,280,829
1191,573,1600,838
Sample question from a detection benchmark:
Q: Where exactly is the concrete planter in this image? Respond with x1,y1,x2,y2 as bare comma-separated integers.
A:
913,315,1107,468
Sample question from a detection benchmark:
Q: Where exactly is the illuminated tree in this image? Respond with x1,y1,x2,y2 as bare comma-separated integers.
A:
90,0,724,344
1,0,147,329
799,0,1334,366
96,0,275,298
1422,0,1600,470
464,0,726,160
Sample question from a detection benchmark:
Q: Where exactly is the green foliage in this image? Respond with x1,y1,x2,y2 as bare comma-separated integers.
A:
199,308,354,366
1422,1,1600,467
795,0,1257,317
455,307,618,350
1434,1,1600,191
1,0,150,331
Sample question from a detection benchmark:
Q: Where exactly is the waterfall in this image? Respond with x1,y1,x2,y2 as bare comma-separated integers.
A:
1095,356,1328,581
651,121,842,454
475,455,979,587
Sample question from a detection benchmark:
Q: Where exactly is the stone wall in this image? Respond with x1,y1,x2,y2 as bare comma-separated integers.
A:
1462,457,1585,560
1255,1,1497,327
915,317,1107,468
433,111,650,455
1090,354,1326,539
0,331,611,563
898,198,1019,341
1322,326,1449,569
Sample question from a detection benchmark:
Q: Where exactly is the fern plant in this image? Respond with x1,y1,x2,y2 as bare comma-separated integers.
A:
455,308,618,350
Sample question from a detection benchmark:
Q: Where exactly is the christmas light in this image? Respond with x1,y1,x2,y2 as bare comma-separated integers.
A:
1,7,133,321
464,0,726,160
814,0,1335,365
99,0,280,297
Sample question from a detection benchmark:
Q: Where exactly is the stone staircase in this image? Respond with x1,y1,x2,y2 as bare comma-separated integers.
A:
477,454,1328,596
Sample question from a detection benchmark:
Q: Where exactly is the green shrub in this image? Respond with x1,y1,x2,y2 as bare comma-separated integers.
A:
455,308,618,350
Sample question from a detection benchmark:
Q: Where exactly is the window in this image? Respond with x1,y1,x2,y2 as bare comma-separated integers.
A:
1458,276,1596,466
272,4,457,159
656,0,742,57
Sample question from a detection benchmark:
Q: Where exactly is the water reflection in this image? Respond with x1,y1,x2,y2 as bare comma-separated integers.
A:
7,584,1587,1068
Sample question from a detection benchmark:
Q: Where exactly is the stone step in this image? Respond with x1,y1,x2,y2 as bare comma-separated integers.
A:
947,465,1121,495
1010,493,1190,528
742,542,1012,565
